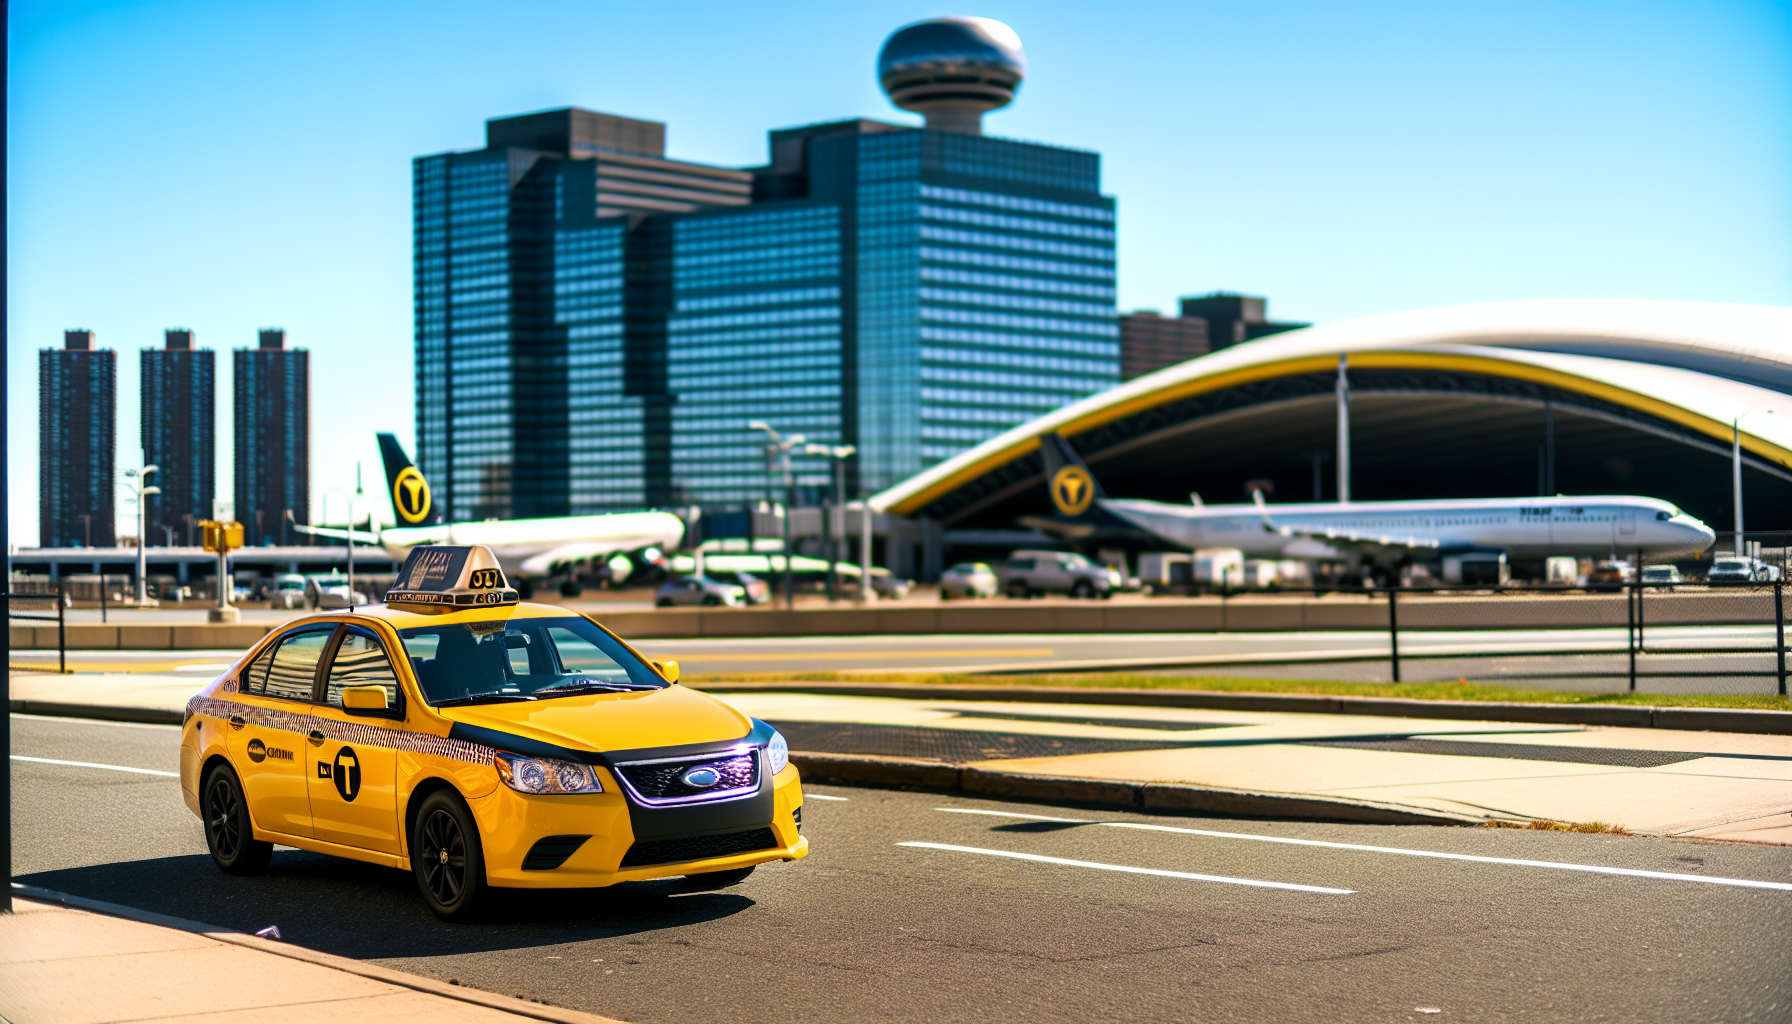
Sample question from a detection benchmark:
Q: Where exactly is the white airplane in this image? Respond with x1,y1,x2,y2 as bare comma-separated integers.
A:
293,434,686,597
1029,434,1717,577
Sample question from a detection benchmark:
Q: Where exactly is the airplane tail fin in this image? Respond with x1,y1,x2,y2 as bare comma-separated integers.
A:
1036,433,1106,519
378,433,441,526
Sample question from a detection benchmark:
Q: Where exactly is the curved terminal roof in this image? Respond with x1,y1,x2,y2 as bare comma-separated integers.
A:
876,300,1792,519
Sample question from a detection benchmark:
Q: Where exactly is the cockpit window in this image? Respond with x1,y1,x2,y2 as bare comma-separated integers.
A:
395,616,667,706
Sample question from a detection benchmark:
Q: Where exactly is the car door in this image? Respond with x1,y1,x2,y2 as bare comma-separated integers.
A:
306,626,405,855
230,626,335,838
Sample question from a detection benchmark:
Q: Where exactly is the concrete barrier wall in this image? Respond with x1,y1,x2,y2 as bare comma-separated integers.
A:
10,591,1770,649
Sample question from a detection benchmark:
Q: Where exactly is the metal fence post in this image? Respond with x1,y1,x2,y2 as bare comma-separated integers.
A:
1776,581,1786,698
57,581,66,674
1388,585,1401,683
1626,577,1637,692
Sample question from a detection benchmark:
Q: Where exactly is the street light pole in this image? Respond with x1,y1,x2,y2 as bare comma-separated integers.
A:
125,465,159,604
748,421,806,610
804,443,857,603
1733,408,1777,558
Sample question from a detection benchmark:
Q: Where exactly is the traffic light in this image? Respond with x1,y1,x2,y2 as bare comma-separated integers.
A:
198,520,244,553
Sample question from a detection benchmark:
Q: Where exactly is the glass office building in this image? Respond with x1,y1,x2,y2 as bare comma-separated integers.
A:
414,108,1115,512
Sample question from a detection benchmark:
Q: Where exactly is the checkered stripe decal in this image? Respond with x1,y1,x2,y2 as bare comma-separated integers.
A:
187,695,498,766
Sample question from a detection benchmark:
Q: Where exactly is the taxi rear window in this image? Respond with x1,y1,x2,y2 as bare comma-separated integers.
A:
395,616,667,706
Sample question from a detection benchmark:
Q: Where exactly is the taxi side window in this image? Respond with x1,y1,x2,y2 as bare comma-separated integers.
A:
323,630,401,713
264,629,333,701
239,646,273,695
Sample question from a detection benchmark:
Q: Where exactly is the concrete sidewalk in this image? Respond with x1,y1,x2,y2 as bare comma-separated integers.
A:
0,888,623,1024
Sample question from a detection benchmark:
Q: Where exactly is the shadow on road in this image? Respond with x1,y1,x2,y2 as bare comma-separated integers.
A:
20,849,755,959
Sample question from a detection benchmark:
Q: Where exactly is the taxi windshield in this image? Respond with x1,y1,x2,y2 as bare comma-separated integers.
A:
395,616,668,707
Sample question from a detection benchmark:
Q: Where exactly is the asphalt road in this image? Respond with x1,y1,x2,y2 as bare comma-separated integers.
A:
12,713,1792,1023
18,624,1786,696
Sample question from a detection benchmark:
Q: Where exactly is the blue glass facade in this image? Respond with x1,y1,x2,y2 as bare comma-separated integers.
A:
414,109,1113,513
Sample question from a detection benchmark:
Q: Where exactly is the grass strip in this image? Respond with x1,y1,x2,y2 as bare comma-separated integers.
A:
690,670,1792,711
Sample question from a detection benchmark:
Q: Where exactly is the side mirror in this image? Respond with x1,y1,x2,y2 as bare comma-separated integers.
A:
652,659,680,684
341,686,391,713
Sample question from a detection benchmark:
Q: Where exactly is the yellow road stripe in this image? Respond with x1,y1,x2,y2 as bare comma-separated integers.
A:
671,647,1055,663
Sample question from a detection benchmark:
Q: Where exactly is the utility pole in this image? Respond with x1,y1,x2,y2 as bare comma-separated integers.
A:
1335,353,1351,503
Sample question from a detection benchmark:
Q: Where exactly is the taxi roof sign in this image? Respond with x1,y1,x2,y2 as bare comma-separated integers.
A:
384,545,519,608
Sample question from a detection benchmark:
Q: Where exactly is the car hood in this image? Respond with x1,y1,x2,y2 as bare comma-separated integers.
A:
437,684,751,754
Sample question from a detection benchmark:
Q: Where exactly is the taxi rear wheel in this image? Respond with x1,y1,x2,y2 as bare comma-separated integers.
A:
203,765,272,875
412,791,487,922
681,865,755,891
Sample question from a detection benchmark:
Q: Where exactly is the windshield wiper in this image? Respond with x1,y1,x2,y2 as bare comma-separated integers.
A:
431,693,538,707
531,681,658,697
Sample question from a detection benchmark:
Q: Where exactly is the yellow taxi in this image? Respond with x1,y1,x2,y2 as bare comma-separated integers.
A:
179,544,806,921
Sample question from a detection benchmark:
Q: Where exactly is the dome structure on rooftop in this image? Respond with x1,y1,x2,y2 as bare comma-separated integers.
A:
878,17,1026,135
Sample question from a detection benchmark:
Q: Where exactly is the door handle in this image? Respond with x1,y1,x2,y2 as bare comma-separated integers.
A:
228,716,245,730
308,729,326,746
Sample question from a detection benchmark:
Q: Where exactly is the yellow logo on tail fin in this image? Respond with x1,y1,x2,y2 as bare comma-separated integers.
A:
1050,465,1095,516
393,467,432,524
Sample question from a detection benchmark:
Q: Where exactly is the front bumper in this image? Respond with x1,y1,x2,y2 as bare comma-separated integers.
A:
469,761,807,888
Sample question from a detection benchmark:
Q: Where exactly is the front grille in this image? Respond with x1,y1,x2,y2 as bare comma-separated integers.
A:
616,753,757,802
620,827,779,868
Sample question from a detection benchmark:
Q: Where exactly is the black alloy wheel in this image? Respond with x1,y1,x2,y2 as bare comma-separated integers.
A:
681,865,755,891
1071,580,1095,599
701,594,722,607
412,790,487,922
203,764,272,874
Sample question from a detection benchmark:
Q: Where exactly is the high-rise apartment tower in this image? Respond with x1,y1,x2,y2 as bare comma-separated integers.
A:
233,329,309,545
141,328,215,545
39,330,117,547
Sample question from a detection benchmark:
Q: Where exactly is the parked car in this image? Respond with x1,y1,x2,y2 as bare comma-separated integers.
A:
1002,550,1121,599
1708,556,1782,583
1640,564,1684,589
870,570,912,600
270,573,307,609
705,570,770,605
939,562,999,600
1589,559,1635,590
305,575,369,609
655,574,747,607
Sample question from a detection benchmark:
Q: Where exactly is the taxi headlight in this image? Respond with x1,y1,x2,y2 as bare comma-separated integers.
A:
493,751,603,795
764,730,790,776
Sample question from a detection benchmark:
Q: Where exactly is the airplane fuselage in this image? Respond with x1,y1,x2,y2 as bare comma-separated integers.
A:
374,511,686,578
1100,495,1715,563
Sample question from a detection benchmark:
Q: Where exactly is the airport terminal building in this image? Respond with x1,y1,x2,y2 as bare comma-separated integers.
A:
866,299,1792,579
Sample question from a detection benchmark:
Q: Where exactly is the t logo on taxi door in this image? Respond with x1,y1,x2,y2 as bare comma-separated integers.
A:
331,747,361,802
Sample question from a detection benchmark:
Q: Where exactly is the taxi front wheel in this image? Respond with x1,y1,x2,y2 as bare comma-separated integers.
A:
203,764,272,875
412,790,488,922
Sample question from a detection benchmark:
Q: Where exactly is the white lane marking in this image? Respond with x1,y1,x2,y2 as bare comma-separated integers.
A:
933,808,1792,893
807,794,850,801
900,842,1353,894
938,807,1088,823
11,755,178,777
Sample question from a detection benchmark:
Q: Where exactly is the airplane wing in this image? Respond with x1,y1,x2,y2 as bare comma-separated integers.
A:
517,542,647,578
1252,492,1444,552
288,519,382,545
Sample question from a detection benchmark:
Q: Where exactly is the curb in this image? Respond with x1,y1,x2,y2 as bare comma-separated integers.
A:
10,698,183,724
789,752,1478,826
10,884,627,1024
696,682,1792,734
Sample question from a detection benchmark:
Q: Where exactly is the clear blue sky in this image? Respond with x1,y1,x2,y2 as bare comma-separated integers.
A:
8,0,1789,545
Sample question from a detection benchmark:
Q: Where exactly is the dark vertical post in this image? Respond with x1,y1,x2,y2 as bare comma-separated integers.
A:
1388,585,1401,683
1634,549,1645,652
1775,581,1786,698
782,467,795,611
1626,573,1638,692
1544,392,1555,495
2,118,10,913
100,571,108,623
826,458,840,603
57,582,66,675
